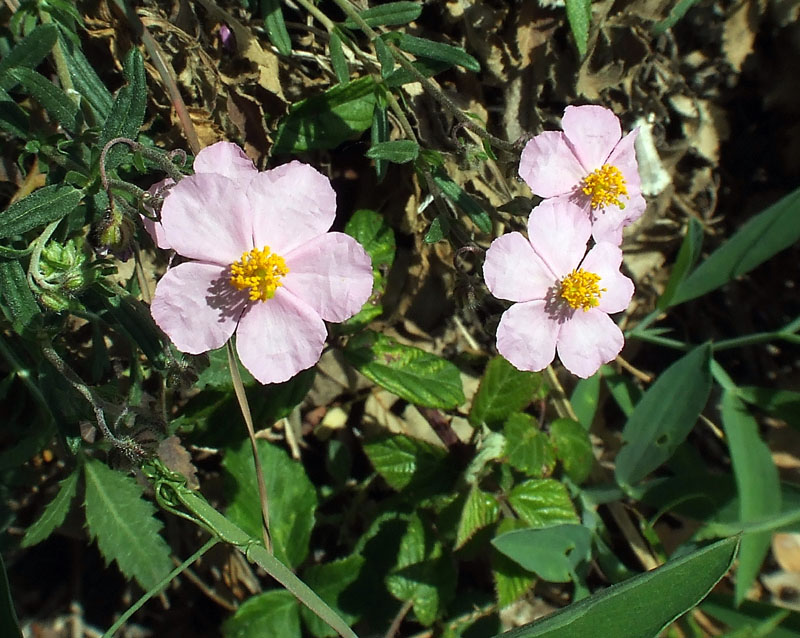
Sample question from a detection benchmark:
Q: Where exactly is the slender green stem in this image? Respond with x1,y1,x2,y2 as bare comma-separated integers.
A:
713,330,787,352
102,538,218,638
627,331,689,351
292,0,337,32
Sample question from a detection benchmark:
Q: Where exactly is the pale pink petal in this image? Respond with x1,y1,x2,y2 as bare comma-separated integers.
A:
235,290,327,384
282,232,373,322
580,243,634,314
160,173,253,265
194,141,258,184
526,199,591,277
483,232,553,302
557,310,624,378
248,162,337,256
590,192,646,244
607,129,641,195
151,261,246,354
519,132,586,197
496,301,561,372
140,178,174,249
561,105,622,170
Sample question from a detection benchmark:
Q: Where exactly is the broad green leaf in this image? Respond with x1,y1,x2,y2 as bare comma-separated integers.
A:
363,434,454,494
301,555,364,638
83,458,172,591
7,67,77,131
671,187,800,305
262,0,292,56
492,519,536,607
470,357,542,428
432,171,492,233
223,589,301,638
570,372,601,429
493,536,738,638
0,24,58,90
391,33,480,72
549,419,593,485
21,470,78,547
736,386,800,427
222,439,317,568
503,413,556,478
343,2,422,28
658,217,704,309
344,331,464,409
564,0,591,57
615,344,712,488
344,209,396,275
0,185,82,240
329,31,349,83
720,391,781,605
507,479,578,528
272,77,376,153
59,32,113,120
0,553,22,638
492,524,591,583
0,259,40,334
366,140,419,163
456,486,500,548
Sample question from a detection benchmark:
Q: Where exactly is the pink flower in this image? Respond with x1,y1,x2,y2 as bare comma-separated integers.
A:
149,142,374,384
483,198,634,378
519,105,644,245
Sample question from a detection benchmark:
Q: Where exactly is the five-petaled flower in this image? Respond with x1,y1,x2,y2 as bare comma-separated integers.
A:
149,142,374,384
483,198,634,378
519,105,644,245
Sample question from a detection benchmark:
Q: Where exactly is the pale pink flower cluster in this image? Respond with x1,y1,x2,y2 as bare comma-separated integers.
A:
146,142,373,384
483,106,639,378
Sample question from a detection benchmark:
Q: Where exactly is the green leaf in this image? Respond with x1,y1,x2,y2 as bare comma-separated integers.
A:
222,439,317,568
570,372,601,429
344,209,396,275
720,391,781,605
507,479,578,528
564,0,592,57
83,458,172,591
493,537,738,638
301,555,364,638
701,594,800,638
0,185,82,240
469,357,542,428
59,32,113,120
549,418,593,485
363,434,454,493
343,2,423,28
503,413,556,478
21,470,78,547
492,524,591,583
7,67,77,131
0,259,40,334
223,589,301,638
0,88,29,138
391,33,480,72
373,36,394,77
456,486,500,548
652,0,704,35
366,140,419,163
601,367,641,417
671,187,800,306
0,553,22,638
736,386,800,427
262,0,292,56
344,331,464,409
658,217,704,310
423,215,447,243
329,31,349,83
370,99,389,181
492,519,536,607
0,24,58,90
272,77,376,153
432,171,492,233
615,344,713,489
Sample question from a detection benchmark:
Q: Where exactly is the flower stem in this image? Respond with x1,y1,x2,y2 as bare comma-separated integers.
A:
226,340,272,553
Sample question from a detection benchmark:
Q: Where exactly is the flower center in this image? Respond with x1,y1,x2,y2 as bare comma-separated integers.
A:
582,164,628,209
229,246,289,302
559,268,606,311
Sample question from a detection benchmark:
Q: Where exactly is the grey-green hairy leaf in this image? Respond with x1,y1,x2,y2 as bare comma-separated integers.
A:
329,31,349,83
366,140,419,163
0,24,58,90
21,470,79,547
0,259,40,334
470,357,541,428
344,2,423,28
564,0,591,57
432,171,491,233
391,33,480,72
0,185,82,240
7,67,77,132
262,0,292,57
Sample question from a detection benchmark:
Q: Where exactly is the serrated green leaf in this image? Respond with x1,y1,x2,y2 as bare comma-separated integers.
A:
615,344,712,488
262,0,292,56
470,357,542,428
329,31,349,83
503,413,556,478
344,331,464,409
223,589,301,638
672,187,800,306
0,25,58,90
0,185,82,240
8,67,77,131
0,259,40,334
456,486,500,548
272,77,376,153
363,434,453,493
391,33,480,72
222,439,317,568
366,140,419,163
492,518,536,607
301,555,364,638
343,1,422,28
0,553,22,638
496,537,738,638
720,391,781,605
83,458,172,591
549,418,593,485
432,171,491,233
21,470,78,547
564,0,592,57
570,372,601,429
508,479,578,528
492,524,591,583
658,217,704,309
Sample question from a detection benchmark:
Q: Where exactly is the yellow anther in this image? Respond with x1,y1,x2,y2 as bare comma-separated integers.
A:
559,268,606,311
582,164,628,209
229,246,289,302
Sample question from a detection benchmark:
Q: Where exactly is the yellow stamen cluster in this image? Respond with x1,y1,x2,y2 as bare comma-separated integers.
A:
559,268,606,311
582,164,628,209
229,246,289,302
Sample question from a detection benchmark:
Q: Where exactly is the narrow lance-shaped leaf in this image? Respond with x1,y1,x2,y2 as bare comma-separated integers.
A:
389,33,480,72
343,2,423,28
329,31,349,84
0,24,58,90
21,470,79,547
658,217,703,310
7,67,77,132
0,259,41,334
432,171,492,233
262,0,292,57
0,185,82,240
366,140,419,164
564,0,592,57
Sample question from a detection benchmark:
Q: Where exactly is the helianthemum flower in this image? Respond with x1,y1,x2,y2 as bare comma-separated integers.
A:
483,198,634,378
149,142,374,384
519,105,644,244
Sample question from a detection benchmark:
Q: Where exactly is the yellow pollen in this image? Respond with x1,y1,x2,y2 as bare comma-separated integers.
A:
559,268,606,311
229,246,289,302
582,164,628,209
